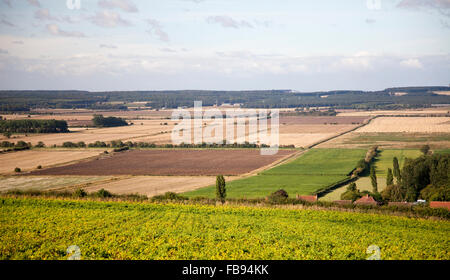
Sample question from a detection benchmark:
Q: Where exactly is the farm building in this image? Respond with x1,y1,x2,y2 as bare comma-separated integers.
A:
354,195,378,206
296,195,318,202
429,201,450,211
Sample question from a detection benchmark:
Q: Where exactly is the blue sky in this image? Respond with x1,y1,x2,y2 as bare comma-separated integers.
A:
0,0,449,91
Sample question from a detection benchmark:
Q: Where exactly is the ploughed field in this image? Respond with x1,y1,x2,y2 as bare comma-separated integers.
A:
30,149,296,176
1,197,448,260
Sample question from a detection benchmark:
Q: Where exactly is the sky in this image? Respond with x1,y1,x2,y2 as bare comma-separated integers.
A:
0,0,449,91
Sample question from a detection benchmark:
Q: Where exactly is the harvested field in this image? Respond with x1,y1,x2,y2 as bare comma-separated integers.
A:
0,176,109,193
1,113,369,148
337,108,450,117
433,91,450,96
30,149,296,176
0,150,103,174
356,117,450,133
83,176,232,197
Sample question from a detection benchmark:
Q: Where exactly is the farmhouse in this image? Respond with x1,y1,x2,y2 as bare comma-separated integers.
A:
354,195,378,206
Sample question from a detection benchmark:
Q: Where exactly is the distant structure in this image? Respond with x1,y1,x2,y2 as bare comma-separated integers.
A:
354,195,378,206
429,201,450,211
296,195,318,202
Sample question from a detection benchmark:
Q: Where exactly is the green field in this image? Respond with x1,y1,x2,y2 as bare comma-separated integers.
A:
185,148,366,198
373,149,422,176
1,197,448,260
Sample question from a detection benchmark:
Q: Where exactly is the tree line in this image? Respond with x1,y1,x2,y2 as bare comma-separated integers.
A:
0,119,69,134
382,150,449,202
1,86,450,111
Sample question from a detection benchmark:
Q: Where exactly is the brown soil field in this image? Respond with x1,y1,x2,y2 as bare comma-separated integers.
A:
279,116,367,125
0,150,103,174
30,149,296,176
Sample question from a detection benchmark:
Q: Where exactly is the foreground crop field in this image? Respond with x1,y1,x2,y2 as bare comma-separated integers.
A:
0,197,448,260
30,149,296,176
185,148,366,198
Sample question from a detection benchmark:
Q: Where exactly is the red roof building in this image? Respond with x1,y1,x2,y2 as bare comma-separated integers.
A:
430,201,450,211
354,195,378,206
296,194,318,202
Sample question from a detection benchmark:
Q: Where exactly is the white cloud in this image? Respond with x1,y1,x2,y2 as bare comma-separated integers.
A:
397,0,450,16
46,24,86,37
89,11,132,28
146,19,169,42
1,17,15,27
206,16,253,29
98,0,138,13
27,0,40,7
100,44,118,49
400,58,423,68
2,0,12,8
34,9,58,21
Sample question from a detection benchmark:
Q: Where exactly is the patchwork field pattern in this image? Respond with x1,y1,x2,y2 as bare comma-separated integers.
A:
1,198,448,260
185,148,366,198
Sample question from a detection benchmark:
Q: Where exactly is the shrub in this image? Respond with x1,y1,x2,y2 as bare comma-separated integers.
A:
36,165,42,169
73,188,88,198
95,189,113,198
267,189,289,204
14,167,21,173
35,141,45,148
152,192,188,201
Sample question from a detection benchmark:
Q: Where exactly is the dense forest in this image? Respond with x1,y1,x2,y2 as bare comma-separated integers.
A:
1,86,450,111
0,119,69,133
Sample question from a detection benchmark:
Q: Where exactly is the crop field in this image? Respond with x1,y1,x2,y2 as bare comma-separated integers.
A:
0,197,448,260
0,150,103,175
319,131,450,149
185,148,366,198
30,149,296,176
0,176,110,193
356,117,450,133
